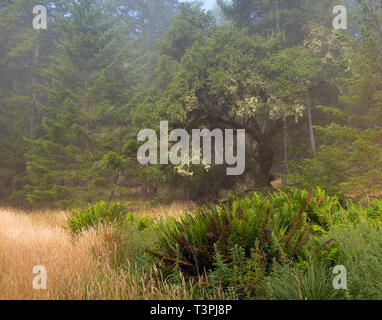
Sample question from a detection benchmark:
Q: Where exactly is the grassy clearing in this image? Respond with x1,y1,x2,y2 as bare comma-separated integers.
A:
0,208,98,299
1,189,382,300
0,203,224,300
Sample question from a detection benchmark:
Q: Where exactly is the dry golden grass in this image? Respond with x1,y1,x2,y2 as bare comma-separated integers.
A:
135,201,196,220
0,208,100,299
0,203,227,300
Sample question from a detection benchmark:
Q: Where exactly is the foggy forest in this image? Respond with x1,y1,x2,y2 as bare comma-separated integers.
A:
1,0,382,301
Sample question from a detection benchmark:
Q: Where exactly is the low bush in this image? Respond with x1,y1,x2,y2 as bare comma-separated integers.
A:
67,201,155,235
65,189,382,300
67,201,126,234
319,222,382,299
154,188,337,277
208,244,267,299
264,260,347,300
91,223,160,270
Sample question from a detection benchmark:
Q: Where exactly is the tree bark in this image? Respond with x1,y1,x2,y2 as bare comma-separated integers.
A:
275,0,280,33
207,114,282,188
306,89,317,153
84,74,90,152
255,139,275,187
282,116,288,184
30,42,40,134
275,0,288,185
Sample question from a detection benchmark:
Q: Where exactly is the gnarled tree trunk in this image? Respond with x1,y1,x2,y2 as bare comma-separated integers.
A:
255,139,275,187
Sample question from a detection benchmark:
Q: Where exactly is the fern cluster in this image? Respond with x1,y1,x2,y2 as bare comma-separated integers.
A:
66,189,382,300
67,201,154,235
155,188,339,277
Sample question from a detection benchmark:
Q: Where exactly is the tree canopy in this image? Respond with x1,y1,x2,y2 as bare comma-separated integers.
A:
0,0,381,207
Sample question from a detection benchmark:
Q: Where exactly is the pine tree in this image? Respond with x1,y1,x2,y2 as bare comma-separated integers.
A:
24,0,131,206
0,0,42,202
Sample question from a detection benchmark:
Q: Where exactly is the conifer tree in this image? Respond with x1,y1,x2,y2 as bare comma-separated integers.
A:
0,0,42,201
24,0,131,206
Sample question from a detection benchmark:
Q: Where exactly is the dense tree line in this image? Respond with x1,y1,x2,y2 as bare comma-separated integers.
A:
0,0,381,208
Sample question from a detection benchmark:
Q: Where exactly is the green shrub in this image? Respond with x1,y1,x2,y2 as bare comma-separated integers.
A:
104,223,160,270
272,188,342,232
264,260,347,300
287,146,349,199
63,190,382,300
296,210,382,300
365,200,382,221
67,201,156,235
209,244,267,299
341,200,382,227
320,222,382,299
125,212,155,231
266,219,382,300
67,201,126,234
154,188,335,277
